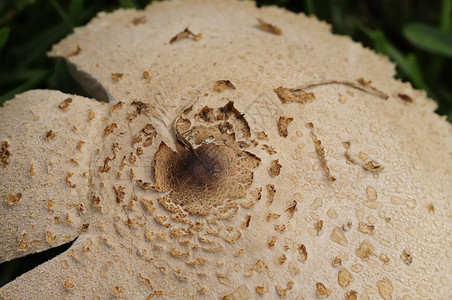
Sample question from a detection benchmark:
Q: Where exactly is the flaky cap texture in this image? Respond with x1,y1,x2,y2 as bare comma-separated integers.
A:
1,0,451,299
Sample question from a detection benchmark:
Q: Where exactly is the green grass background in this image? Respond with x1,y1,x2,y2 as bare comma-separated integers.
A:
0,0,451,288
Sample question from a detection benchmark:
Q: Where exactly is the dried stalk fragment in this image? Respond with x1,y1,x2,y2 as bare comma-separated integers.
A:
309,129,336,182
296,79,388,100
257,18,282,35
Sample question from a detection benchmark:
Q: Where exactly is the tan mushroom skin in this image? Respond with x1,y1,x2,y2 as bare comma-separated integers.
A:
1,1,451,299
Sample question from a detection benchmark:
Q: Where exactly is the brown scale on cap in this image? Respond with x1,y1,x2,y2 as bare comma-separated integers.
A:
214,80,236,93
6,191,22,205
316,282,331,297
0,141,11,168
131,16,147,25
58,98,72,110
169,28,202,44
278,115,294,138
274,86,315,104
111,73,123,82
67,45,81,57
257,18,282,35
397,93,413,103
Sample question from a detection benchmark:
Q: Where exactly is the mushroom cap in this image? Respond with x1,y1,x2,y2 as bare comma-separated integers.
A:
1,0,451,299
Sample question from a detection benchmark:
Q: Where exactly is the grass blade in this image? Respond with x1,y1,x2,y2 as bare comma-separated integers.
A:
119,0,136,9
49,0,74,30
0,27,9,50
69,0,84,25
304,0,316,15
0,71,50,105
441,0,451,30
0,69,48,85
406,54,428,91
16,23,68,69
357,23,411,76
403,22,452,57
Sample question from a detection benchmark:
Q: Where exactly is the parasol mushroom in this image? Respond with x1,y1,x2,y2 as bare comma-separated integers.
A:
0,0,451,299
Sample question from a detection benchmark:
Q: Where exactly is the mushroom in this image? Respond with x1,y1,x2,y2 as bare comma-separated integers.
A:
1,0,451,299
